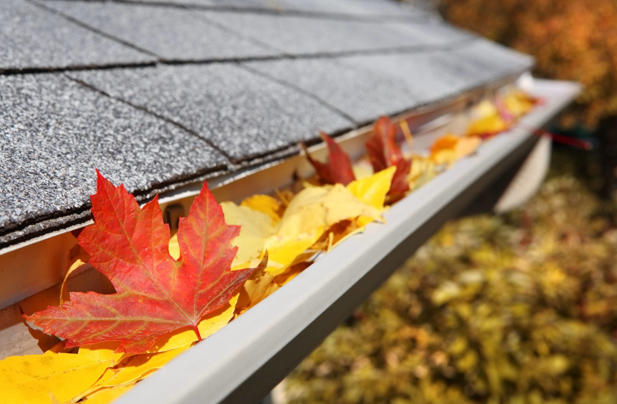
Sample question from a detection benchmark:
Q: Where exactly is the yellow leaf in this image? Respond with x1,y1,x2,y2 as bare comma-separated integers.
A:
347,166,396,210
277,184,382,238
221,202,275,267
466,113,508,137
82,384,135,404
263,185,382,276
91,346,189,391
236,266,279,315
274,262,311,286
79,342,125,367
408,156,436,190
430,134,482,167
264,229,323,276
240,194,283,225
503,90,536,118
168,232,180,260
60,244,90,304
0,351,110,404
148,294,239,353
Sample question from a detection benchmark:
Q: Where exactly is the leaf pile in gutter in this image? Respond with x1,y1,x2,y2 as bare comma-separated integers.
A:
0,90,552,403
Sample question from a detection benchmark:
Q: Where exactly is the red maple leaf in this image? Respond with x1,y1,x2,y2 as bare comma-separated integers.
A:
366,116,411,195
26,171,265,354
302,132,356,186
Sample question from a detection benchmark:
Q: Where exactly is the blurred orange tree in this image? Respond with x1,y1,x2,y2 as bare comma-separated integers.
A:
439,0,617,127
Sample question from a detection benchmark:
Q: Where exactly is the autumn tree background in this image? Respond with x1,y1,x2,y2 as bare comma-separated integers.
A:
439,0,617,128
282,2,617,403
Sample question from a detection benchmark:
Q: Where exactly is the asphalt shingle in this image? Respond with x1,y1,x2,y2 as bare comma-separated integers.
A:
41,1,278,62
199,11,469,55
0,73,227,244
436,39,535,85
339,41,534,105
0,0,154,72
244,40,533,123
69,64,353,162
243,58,416,124
123,0,430,19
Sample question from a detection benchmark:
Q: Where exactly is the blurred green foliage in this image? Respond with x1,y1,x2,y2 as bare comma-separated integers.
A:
284,150,617,403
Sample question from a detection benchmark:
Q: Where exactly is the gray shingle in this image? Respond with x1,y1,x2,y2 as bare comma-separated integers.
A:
337,41,534,106
244,40,532,123
199,11,469,55
41,1,278,62
123,0,431,18
243,58,416,124
0,73,227,241
69,64,353,162
0,0,153,72
209,0,428,17
437,39,535,84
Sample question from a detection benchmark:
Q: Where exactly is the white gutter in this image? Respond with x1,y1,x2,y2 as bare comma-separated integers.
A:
115,79,581,404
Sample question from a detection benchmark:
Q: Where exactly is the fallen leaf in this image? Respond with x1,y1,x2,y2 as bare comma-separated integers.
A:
79,342,125,367
240,195,283,225
168,232,180,260
60,245,91,304
82,383,135,404
236,267,279,315
302,132,356,186
262,185,382,276
430,134,482,167
147,294,239,353
347,166,395,210
27,172,265,354
88,346,190,392
408,156,437,190
221,202,275,267
365,116,411,195
269,185,383,267
274,261,312,287
503,90,538,118
264,230,323,276
277,184,382,239
366,117,404,170
466,113,508,138
310,219,365,253
0,351,110,404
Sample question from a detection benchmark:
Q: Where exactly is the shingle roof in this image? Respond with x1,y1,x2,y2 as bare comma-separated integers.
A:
0,0,533,249
0,0,155,72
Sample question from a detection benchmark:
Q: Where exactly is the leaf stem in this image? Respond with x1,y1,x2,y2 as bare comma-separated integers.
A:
193,325,202,341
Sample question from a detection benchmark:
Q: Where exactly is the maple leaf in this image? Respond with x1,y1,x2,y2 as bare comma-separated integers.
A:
26,171,265,354
302,132,356,186
366,116,411,195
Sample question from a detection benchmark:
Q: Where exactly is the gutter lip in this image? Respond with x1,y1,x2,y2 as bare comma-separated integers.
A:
114,79,582,404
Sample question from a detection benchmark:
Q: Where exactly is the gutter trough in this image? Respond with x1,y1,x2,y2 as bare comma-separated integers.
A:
115,79,581,404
